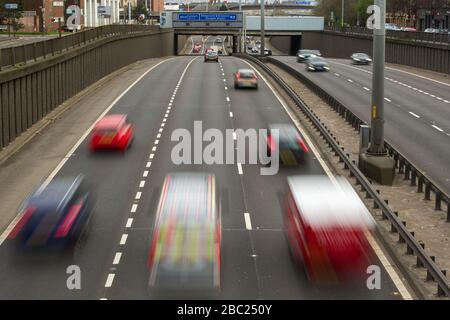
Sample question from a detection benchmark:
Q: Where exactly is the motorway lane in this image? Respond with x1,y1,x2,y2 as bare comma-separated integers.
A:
273,56,450,194
0,56,193,299
102,56,402,299
0,54,404,300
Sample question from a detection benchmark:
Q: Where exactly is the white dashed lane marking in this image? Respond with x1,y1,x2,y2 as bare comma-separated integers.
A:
244,213,252,230
105,274,115,288
112,252,122,265
130,204,138,213
432,125,444,132
120,234,128,245
409,112,420,119
237,162,243,175
126,218,133,228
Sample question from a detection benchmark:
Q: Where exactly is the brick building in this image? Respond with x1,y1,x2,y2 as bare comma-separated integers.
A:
23,0,85,32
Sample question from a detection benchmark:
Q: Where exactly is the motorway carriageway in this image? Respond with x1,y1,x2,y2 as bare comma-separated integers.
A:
0,56,410,299
273,56,450,195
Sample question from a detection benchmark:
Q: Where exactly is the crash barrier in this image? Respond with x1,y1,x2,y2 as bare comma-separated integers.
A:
298,31,450,75
0,26,174,150
235,53,450,297
326,26,450,45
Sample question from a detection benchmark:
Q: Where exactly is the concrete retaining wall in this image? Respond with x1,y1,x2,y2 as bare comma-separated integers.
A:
0,28,174,150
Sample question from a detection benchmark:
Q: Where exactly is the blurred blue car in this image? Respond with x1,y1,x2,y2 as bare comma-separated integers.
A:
8,175,93,250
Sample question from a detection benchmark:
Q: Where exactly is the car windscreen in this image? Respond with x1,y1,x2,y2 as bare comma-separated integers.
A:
239,71,255,79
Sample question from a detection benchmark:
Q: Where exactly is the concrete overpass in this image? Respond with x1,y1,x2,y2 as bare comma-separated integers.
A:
161,11,323,54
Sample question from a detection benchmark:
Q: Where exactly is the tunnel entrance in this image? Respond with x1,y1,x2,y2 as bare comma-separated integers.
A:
174,33,239,56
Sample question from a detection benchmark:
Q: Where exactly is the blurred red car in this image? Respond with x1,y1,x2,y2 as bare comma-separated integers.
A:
284,176,376,283
90,114,134,151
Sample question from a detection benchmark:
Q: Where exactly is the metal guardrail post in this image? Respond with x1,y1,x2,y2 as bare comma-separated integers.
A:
11,46,15,66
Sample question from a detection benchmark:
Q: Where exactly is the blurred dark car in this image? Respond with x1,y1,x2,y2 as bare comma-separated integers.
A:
297,49,321,63
8,175,93,250
204,49,219,62
147,172,221,296
306,57,330,72
350,53,372,65
266,124,309,165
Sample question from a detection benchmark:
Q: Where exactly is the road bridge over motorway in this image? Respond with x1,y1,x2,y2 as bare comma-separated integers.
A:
160,11,324,54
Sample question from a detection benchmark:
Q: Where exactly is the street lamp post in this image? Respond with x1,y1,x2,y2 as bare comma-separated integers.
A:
367,0,387,155
341,0,344,27
260,0,265,58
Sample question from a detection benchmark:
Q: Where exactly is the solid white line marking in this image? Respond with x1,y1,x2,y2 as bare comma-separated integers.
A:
409,112,420,118
244,213,252,230
120,234,128,245
237,163,243,175
105,274,115,287
113,252,122,265
229,112,233,117
366,233,412,300
135,192,142,200
143,171,149,177
139,180,146,188
126,218,133,228
432,125,444,132
0,58,175,246
385,66,450,88
131,204,138,213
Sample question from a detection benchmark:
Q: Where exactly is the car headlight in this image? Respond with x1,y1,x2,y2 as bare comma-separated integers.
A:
354,58,360,61
299,55,305,58
367,58,372,62
308,66,315,70
324,66,330,70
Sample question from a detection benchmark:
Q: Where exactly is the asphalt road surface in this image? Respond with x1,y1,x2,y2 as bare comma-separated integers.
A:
0,56,406,299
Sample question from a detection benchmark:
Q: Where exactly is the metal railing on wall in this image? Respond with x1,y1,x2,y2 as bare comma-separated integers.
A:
325,26,450,45
0,25,159,71
0,26,172,151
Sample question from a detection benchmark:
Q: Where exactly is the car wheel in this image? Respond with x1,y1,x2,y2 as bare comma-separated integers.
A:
254,84,258,89
234,83,238,89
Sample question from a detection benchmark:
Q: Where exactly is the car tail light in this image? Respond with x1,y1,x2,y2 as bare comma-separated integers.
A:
267,134,276,150
236,73,241,80
147,229,159,268
54,203,83,238
298,138,309,153
8,206,37,239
